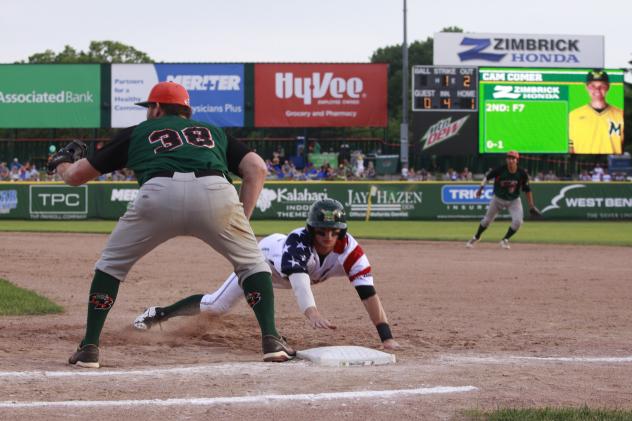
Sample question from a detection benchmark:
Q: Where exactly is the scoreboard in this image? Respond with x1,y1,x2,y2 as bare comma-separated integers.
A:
412,66,478,111
478,68,625,154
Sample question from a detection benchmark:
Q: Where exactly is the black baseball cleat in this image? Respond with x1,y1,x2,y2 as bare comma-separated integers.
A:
262,335,296,362
69,344,100,368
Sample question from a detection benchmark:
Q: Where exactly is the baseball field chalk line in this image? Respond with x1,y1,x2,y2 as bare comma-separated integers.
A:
0,386,478,409
0,361,309,379
440,355,632,364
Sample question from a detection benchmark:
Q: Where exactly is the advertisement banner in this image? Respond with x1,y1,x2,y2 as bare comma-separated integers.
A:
111,64,245,127
412,111,477,155
254,63,387,127
0,64,101,128
433,33,604,68
28,185,88,219
1,182,631,221
479,68,625,154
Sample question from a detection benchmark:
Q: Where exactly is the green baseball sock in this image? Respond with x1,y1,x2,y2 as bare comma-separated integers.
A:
504,227,518,240
474,224,487,239
158,294,204,319
82,270,120,347
242,271,279,338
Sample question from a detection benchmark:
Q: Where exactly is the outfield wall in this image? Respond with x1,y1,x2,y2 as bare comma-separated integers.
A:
1,181,631,220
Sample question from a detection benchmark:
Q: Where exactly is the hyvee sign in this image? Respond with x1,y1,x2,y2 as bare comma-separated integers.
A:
255,64,387,127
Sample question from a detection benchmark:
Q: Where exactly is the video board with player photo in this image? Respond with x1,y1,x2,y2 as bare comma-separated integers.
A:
479,68,624,154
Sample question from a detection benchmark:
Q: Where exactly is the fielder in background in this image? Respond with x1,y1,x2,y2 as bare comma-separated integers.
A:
133,199,401,350
569,69,624,154
466,151,540,249
49,81,294,368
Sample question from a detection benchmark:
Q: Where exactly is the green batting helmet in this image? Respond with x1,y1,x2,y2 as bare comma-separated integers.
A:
306,199,347,238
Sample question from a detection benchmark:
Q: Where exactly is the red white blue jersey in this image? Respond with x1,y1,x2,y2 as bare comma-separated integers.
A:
258,228,374,289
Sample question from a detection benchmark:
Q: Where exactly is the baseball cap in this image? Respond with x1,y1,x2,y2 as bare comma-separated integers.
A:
586,69,609,84
506,151,520,159
135,81,191,108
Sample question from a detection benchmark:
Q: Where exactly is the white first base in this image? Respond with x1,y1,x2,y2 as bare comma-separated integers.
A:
296,346,396,367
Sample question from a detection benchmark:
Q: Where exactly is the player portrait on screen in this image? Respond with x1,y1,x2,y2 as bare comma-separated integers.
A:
569,69,624,154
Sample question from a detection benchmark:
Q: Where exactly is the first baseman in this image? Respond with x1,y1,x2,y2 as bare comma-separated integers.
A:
49,81,294,367
466,151,540,249
133,199,400,350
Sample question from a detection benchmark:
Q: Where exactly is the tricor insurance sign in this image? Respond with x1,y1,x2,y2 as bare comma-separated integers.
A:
479,68,624,154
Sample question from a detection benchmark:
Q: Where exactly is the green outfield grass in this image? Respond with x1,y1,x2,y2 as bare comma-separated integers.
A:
0,220,630,246
464,406,632,420
0,278,63,316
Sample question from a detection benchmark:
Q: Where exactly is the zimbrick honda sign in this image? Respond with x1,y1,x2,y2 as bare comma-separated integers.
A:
254,64,388,127
433,33,604,67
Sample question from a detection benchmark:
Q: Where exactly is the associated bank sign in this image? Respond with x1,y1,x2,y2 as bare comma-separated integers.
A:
433,33,604,67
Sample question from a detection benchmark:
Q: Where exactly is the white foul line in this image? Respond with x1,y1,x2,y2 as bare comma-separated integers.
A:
0,386,478,409
440,355,632,364
0,362,299,379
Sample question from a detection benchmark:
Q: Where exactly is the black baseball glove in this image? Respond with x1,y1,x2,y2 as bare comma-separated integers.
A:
47,140,88,175
529,206,543,218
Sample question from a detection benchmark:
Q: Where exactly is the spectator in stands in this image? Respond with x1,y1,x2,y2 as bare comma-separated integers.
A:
336,164,346,180
308,140,321,154
543,170,558,181
19,165,30,181
591,171,602,182
0,162,9,180
602,171,612,182
9,166,20,181
338,159,352,179
10,158,22,171
29,165,41,181
579,170,591,181
593,164,604,177
460,167,473,181
354,152,365,178
364,161,376,179
445,168,458,181
281,160,293,179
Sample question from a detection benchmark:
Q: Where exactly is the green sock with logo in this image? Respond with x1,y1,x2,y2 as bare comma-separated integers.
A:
241,272,279,337
82,270,120,347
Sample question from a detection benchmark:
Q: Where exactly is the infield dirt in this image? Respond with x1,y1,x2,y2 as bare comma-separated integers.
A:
1,232,631,420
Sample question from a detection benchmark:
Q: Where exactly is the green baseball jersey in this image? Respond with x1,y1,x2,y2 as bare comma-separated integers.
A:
88,115,249,185
485,165,531,201
126,116,229,185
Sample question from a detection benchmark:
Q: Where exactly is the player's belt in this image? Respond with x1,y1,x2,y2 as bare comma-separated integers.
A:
146,169,225,181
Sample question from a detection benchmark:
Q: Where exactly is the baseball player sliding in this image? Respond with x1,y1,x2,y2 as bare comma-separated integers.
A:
133,199,401,350
49,81,294,367
466,151,540,249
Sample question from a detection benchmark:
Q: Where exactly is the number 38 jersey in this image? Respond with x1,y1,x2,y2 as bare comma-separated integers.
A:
259,228,374,290
88,115,249,185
